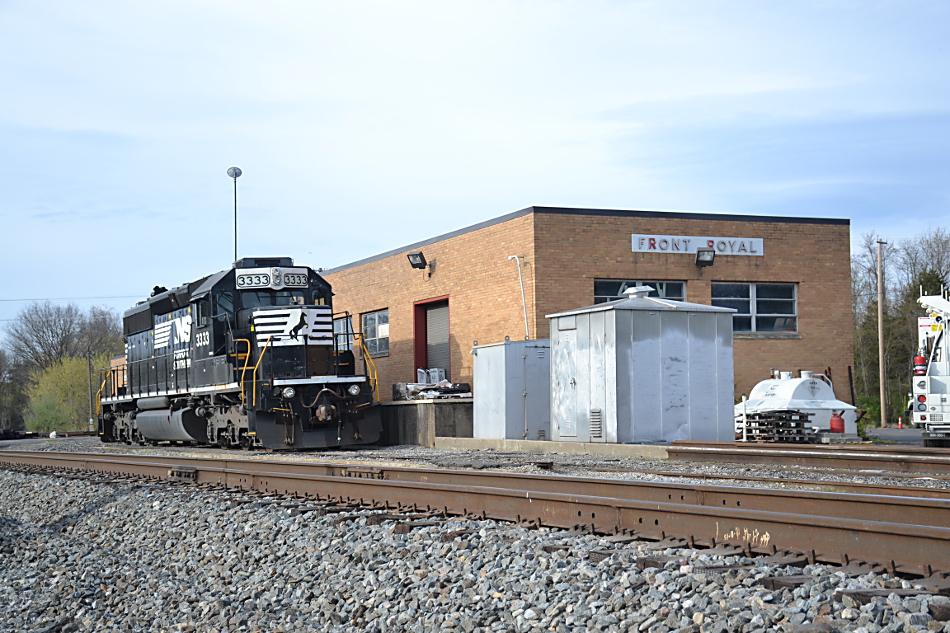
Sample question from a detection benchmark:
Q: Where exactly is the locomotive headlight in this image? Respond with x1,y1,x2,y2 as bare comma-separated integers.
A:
347,384,361,396
282,387,296,399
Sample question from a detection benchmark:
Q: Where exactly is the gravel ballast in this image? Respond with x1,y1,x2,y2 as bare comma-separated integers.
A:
2,468,949,633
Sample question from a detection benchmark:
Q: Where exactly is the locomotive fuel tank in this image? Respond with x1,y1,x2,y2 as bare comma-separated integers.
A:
134,408,209,443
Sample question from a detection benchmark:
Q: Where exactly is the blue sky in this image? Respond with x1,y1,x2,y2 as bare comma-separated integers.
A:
1,1,948,329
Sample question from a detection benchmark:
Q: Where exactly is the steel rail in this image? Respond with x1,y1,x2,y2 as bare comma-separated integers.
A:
2,450,949,528
587,467,950,500
675,441,950,457
668,441,950,474
1,450,948,576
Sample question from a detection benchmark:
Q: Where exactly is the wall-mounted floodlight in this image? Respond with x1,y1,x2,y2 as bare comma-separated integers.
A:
695,247,715,268
407,251,427,269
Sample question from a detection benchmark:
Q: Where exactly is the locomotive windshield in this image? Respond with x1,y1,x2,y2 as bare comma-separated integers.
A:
241,290,309,308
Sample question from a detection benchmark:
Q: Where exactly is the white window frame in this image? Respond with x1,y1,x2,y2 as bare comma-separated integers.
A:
360,309,389,357
594,279,686,304
333,316,354,351
711,282,798,333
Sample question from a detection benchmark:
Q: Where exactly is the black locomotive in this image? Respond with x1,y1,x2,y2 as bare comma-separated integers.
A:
98,257,382,450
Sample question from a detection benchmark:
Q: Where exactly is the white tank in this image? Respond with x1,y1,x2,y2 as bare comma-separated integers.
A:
736,371,858,433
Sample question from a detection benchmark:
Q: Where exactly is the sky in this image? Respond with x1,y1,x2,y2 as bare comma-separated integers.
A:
1,0,948,330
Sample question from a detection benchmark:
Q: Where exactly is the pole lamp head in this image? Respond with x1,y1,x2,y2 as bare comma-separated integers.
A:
407,251,427,269
227,166,242,179
695,247,715,268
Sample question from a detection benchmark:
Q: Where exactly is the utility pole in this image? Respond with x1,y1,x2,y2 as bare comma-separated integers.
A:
877,238,887,428
86,347,94,431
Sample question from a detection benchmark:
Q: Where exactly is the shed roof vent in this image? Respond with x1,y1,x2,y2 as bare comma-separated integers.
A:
624,285,655,299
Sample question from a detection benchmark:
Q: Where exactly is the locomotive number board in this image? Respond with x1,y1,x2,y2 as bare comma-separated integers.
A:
236,267,310,289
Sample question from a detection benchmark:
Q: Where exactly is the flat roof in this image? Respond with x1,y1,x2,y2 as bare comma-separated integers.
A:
321,205,850,274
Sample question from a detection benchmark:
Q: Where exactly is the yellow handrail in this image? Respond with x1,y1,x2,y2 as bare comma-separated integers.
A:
250,336,273,407
236,339,252,405
94,375,109,415
356,333,380,403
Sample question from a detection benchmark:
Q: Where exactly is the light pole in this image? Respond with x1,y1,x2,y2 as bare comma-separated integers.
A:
227,167,242,262
877,238,887,427
86,347,94,431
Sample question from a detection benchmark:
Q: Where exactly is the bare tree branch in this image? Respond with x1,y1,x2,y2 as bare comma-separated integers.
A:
2,303,122,371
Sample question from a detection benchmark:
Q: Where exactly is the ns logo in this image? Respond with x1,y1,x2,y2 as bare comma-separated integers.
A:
173,314,193,346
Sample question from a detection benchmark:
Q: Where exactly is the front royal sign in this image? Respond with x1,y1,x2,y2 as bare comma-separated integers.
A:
632,234,764,256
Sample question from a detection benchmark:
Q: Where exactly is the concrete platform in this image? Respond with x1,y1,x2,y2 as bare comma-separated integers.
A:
434,436,669,460
380,399,473,448
814,432,863,444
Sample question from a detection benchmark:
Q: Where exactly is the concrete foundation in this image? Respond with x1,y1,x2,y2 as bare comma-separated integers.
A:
434,436,669,459
380,399,473,448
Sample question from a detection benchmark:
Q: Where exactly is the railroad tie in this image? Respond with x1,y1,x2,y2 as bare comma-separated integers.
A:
644,536,690,551
636,554,685,570
391,520,445,535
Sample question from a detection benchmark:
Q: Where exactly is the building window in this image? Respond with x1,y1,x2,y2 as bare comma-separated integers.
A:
594,279,686,304
711,282,797,332
361,309,389,356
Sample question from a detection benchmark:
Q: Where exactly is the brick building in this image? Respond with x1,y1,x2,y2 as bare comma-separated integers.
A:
322,206,854,403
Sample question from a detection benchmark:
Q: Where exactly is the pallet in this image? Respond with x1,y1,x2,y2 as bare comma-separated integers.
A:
739,410,815,443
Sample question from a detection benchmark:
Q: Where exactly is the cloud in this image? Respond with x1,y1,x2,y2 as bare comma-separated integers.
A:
1,0,949,328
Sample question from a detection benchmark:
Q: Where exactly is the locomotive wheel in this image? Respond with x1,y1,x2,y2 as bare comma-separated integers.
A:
226,423,238,448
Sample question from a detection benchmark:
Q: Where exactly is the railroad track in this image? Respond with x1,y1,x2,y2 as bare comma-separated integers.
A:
669,440,950,474
1,449,949,583
585,466,950,499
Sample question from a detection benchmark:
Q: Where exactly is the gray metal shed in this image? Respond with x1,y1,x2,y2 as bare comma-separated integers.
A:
546,287,735,443
472,339,550,440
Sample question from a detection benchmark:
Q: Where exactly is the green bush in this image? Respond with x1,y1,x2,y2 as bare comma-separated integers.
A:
855,393,879,436
23,354,108,433
23,392,74,433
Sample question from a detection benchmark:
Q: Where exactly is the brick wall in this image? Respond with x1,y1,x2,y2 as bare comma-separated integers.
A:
531,211,854,400
325,208,855,404
323,213,537,399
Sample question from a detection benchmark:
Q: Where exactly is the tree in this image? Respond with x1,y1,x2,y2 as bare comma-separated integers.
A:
2,303,122,432
3,302,122,372
22,353,112,433
82,305,125,360
894,228,950,295
0,350,27,430
851,229,950,427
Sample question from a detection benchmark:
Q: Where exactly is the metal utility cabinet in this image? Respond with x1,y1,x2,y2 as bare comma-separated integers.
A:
547,288,735,443
472,339,551,440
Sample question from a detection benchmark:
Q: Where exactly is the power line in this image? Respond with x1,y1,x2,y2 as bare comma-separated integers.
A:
0,295,141,303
